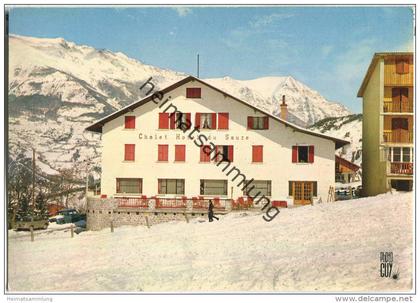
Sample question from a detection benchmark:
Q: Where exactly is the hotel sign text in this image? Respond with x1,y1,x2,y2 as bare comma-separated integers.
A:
138,132,249,141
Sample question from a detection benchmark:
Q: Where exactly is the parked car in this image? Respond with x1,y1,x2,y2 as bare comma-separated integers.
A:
56,209,85,224
48,214,64,223
14,216,49,231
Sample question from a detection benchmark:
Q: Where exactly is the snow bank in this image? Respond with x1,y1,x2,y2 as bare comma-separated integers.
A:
8,192,413,292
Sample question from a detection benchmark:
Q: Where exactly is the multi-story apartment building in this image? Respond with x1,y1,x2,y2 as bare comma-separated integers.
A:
357,52,414,196
87,76,348,206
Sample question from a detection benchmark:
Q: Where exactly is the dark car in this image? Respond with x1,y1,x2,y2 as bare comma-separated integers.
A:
56,209,85,224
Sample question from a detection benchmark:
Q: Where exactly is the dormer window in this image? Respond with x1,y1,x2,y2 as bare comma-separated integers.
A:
186,87,201,98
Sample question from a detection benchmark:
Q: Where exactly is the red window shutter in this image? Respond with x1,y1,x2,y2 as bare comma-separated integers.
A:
185,113,192,129
175,145,186,161
159,113,169,129
218,113,229,129
309,145,315,163
292,146,298,163
124,144,135,161
125,116,135,129
195,113,201,129
403,61,409,73
169,113,176,129
252,146,263,163
263,117,269,129
211,113,217,129
158,145,168,161
228,145,234,162
247,117,253,129
200,145,210,162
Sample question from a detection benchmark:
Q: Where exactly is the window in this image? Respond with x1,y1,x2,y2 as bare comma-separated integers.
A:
200,179,227,195
252,145,263,163
243,180,272,197
247,117,269,130
218,113,229,129
214,145,233,162
116,178,142,194
159,113,169,129
124,144,135,161
200,145,211,162
403,147,411,162
158,144,169,161
186,87,201,98
292,145,314,163
171,112,191,130
124,116,135,129
196,113,216,129
175,145,186,162
392,148,401,162
396,59,409,74
158,179,185,195
390,147,412,163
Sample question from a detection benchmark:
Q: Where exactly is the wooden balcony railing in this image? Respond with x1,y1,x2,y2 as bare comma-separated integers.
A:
389,162,413,175
116,196,149,208
383,101,413,113
383,130,413,144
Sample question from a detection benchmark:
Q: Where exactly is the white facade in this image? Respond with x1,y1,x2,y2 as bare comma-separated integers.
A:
88,77,346,205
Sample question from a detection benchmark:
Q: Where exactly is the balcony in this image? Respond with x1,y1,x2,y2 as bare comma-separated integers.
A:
383,101,413,113
383,130,413,144
388,162,413,175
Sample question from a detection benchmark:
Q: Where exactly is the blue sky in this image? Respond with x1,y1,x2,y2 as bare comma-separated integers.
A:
8,6,414,113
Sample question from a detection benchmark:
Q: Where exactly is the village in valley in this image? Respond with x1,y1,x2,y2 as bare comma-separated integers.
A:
5,5,414,295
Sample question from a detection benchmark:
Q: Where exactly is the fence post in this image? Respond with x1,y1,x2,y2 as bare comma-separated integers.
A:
30,226,34,242
110,220,114,233
184,213,189,223
145,215,150,229
71,225,74,238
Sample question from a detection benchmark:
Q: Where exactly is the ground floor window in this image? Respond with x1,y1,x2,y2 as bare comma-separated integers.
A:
243,180,271,197
288,181,317,205
200,179,227,195
116,178,142,194
158,179,185,195
390,179,412,191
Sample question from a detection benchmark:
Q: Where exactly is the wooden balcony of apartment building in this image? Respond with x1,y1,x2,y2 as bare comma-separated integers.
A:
383,100,413,114
383,130,413,144
388,162,413,176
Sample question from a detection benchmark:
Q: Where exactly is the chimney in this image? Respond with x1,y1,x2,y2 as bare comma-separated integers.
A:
280,95,288,121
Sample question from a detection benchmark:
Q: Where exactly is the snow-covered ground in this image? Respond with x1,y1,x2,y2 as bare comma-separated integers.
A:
8,192,413,292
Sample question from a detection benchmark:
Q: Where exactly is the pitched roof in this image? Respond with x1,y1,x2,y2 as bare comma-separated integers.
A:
357,52,413,97
335,155,360,172
86,76,349,149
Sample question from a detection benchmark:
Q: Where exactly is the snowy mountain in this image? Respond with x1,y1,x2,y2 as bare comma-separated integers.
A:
309,114,363,166
8,35,352,175
206,76,352,126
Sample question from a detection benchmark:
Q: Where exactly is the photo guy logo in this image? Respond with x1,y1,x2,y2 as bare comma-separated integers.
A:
139,77,280,222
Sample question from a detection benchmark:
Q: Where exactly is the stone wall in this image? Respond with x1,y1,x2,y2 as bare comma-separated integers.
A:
86,197,208,231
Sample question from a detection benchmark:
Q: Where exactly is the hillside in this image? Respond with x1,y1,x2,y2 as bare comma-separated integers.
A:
309,114,362,166
8,192,413,292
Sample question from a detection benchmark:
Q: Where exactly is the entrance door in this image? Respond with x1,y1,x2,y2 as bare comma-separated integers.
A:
391,118,409,143
291,181,314,205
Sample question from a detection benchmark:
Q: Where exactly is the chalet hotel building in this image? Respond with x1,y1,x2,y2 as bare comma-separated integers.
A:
87,76,348,206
